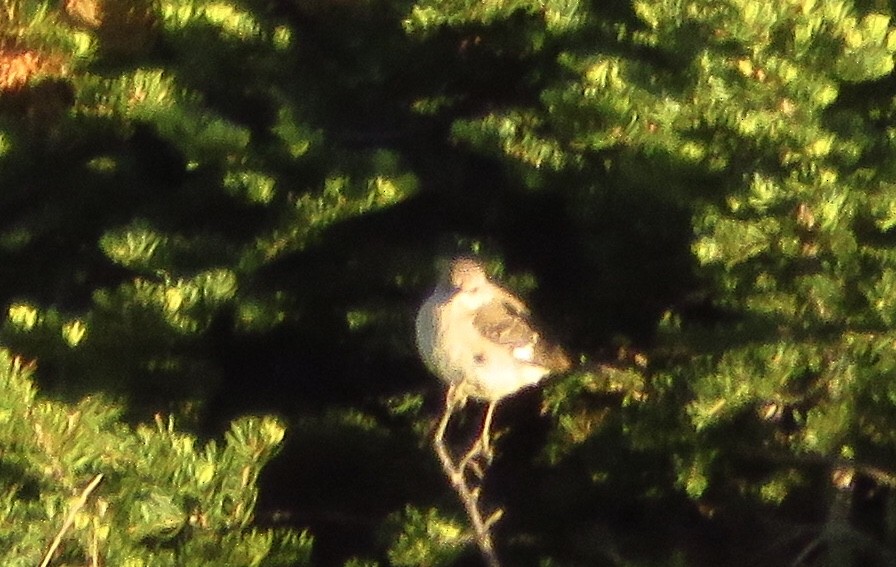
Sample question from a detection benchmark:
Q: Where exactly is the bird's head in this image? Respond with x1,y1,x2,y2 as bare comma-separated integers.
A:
448,257,487,288
441,257,493,308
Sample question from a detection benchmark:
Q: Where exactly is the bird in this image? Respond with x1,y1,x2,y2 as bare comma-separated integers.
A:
416,257,571,466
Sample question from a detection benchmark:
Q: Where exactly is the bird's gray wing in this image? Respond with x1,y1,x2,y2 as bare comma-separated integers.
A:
473,289,571,372
473,291,539,350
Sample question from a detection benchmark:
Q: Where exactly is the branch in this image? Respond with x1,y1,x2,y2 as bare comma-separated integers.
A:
40,473,104,567
433,386,503,567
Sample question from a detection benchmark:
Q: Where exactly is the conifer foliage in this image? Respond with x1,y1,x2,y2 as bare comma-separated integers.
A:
0,349,311,566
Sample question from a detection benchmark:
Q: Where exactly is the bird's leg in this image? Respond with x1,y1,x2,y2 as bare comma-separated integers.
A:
434,384,456,447
433,384,462,483
458,401,499,477
480,400,497,463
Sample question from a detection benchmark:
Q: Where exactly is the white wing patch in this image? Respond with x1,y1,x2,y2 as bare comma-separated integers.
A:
511,343,535,362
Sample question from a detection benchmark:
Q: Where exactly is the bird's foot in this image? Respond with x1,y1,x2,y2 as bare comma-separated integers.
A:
480,436,494,464
466,459,486,481
458,438,494,479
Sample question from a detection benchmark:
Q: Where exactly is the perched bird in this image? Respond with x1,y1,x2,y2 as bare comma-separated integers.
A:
416,257,570,462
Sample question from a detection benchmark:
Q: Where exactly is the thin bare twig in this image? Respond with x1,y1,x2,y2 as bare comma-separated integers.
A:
39,473,104,567
433,385,503,567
